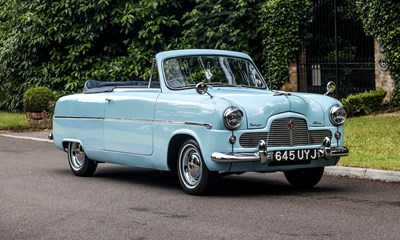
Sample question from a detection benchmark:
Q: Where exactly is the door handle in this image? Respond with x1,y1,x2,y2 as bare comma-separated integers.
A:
105,98,113,102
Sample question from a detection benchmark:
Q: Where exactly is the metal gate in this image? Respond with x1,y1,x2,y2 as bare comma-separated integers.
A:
298,0,375,99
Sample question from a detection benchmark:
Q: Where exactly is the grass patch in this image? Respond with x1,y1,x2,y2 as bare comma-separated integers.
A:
0,110,399,170
0,111,30,130
341,112,400,171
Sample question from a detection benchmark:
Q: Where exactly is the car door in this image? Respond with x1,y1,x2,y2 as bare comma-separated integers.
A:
103,89,160,155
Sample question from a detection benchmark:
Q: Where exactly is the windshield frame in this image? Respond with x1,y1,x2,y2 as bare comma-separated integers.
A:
161,54,268,91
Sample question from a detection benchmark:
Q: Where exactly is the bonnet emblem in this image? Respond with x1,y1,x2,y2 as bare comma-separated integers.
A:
287,120,295,129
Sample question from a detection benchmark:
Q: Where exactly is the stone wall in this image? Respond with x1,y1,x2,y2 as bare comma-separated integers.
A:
26,112,52,129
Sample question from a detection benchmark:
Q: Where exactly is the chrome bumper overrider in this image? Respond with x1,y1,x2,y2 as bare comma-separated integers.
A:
211,137,349,164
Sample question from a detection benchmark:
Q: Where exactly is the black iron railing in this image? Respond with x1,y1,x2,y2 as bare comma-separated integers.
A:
298,0,375,99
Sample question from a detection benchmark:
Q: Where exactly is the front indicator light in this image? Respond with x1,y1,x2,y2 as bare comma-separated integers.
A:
335,131,341,140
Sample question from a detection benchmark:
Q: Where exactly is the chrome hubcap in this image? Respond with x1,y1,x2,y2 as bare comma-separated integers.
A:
180,145,202,188
70,143,85,171
188,154,201,178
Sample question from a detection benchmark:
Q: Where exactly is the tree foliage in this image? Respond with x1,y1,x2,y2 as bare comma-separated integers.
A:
356,0,400,106
1,0,399,111
1,0,272,111
0,0,184,111
180,0,264,65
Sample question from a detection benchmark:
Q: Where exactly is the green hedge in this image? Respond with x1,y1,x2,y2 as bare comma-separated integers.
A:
342,89,387,117
23,87,54,112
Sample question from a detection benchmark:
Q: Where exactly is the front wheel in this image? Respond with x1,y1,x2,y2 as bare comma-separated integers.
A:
67,142,97,177
177,140,217,195
284,167,324,189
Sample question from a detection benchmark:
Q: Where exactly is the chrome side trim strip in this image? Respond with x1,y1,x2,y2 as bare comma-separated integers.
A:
53,116,212,129
54,116,104,120
184,121,212,129
154,120,212,129
104,117,153,123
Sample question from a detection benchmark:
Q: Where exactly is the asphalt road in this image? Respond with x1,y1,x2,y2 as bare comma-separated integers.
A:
1,136,399,240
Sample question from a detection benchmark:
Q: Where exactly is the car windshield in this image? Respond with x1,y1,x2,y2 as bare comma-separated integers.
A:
163,55,267,89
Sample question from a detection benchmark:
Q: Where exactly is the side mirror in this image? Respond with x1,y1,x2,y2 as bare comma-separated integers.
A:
196,82,213,98
324,81,336,95
196,82,208,94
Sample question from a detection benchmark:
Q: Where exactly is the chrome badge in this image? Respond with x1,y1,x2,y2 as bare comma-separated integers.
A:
287,120,295,129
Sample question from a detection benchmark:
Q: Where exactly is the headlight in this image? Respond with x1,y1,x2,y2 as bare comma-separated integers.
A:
330,106,347,125
223,107,243,130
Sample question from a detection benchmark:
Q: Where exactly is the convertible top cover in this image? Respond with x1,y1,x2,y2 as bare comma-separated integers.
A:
83,80,158,93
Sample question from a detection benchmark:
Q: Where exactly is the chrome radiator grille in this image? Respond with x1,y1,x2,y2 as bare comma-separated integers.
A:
268,118,309,146
239,118,332,148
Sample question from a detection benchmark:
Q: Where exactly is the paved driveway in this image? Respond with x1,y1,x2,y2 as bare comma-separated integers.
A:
1,136,399,239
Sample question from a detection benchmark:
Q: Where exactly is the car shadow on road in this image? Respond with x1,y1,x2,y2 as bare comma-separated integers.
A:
55,164,340,197
92,165,182,191
215,174,340,197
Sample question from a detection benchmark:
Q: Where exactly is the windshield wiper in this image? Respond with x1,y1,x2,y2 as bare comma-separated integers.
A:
208,82,238,87
237,85,266,89
207,82,224,85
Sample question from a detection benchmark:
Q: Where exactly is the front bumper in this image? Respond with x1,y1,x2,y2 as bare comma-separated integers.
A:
211,137,349,164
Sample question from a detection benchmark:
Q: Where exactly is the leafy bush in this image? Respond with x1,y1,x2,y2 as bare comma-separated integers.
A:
342,89,387,117
23,87,54,112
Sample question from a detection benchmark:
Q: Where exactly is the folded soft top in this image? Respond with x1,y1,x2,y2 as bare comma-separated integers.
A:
83,80,159,93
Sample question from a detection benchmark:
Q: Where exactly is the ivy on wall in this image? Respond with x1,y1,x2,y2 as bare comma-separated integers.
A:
356,0,400,106
259,0,312,90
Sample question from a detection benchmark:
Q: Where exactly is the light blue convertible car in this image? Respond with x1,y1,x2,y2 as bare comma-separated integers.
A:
53,49,348,195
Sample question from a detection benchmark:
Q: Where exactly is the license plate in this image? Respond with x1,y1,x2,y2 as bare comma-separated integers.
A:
273,149,318,162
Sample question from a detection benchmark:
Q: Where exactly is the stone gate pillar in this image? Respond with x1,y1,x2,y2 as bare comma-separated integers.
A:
375,40,394,99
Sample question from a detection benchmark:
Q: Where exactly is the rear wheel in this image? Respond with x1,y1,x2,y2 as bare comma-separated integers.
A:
177,139,217,195
67,142,97,177
284,167,324,188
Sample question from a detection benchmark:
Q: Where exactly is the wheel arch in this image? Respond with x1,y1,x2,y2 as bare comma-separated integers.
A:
167,133,197,172
61,139,83,152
